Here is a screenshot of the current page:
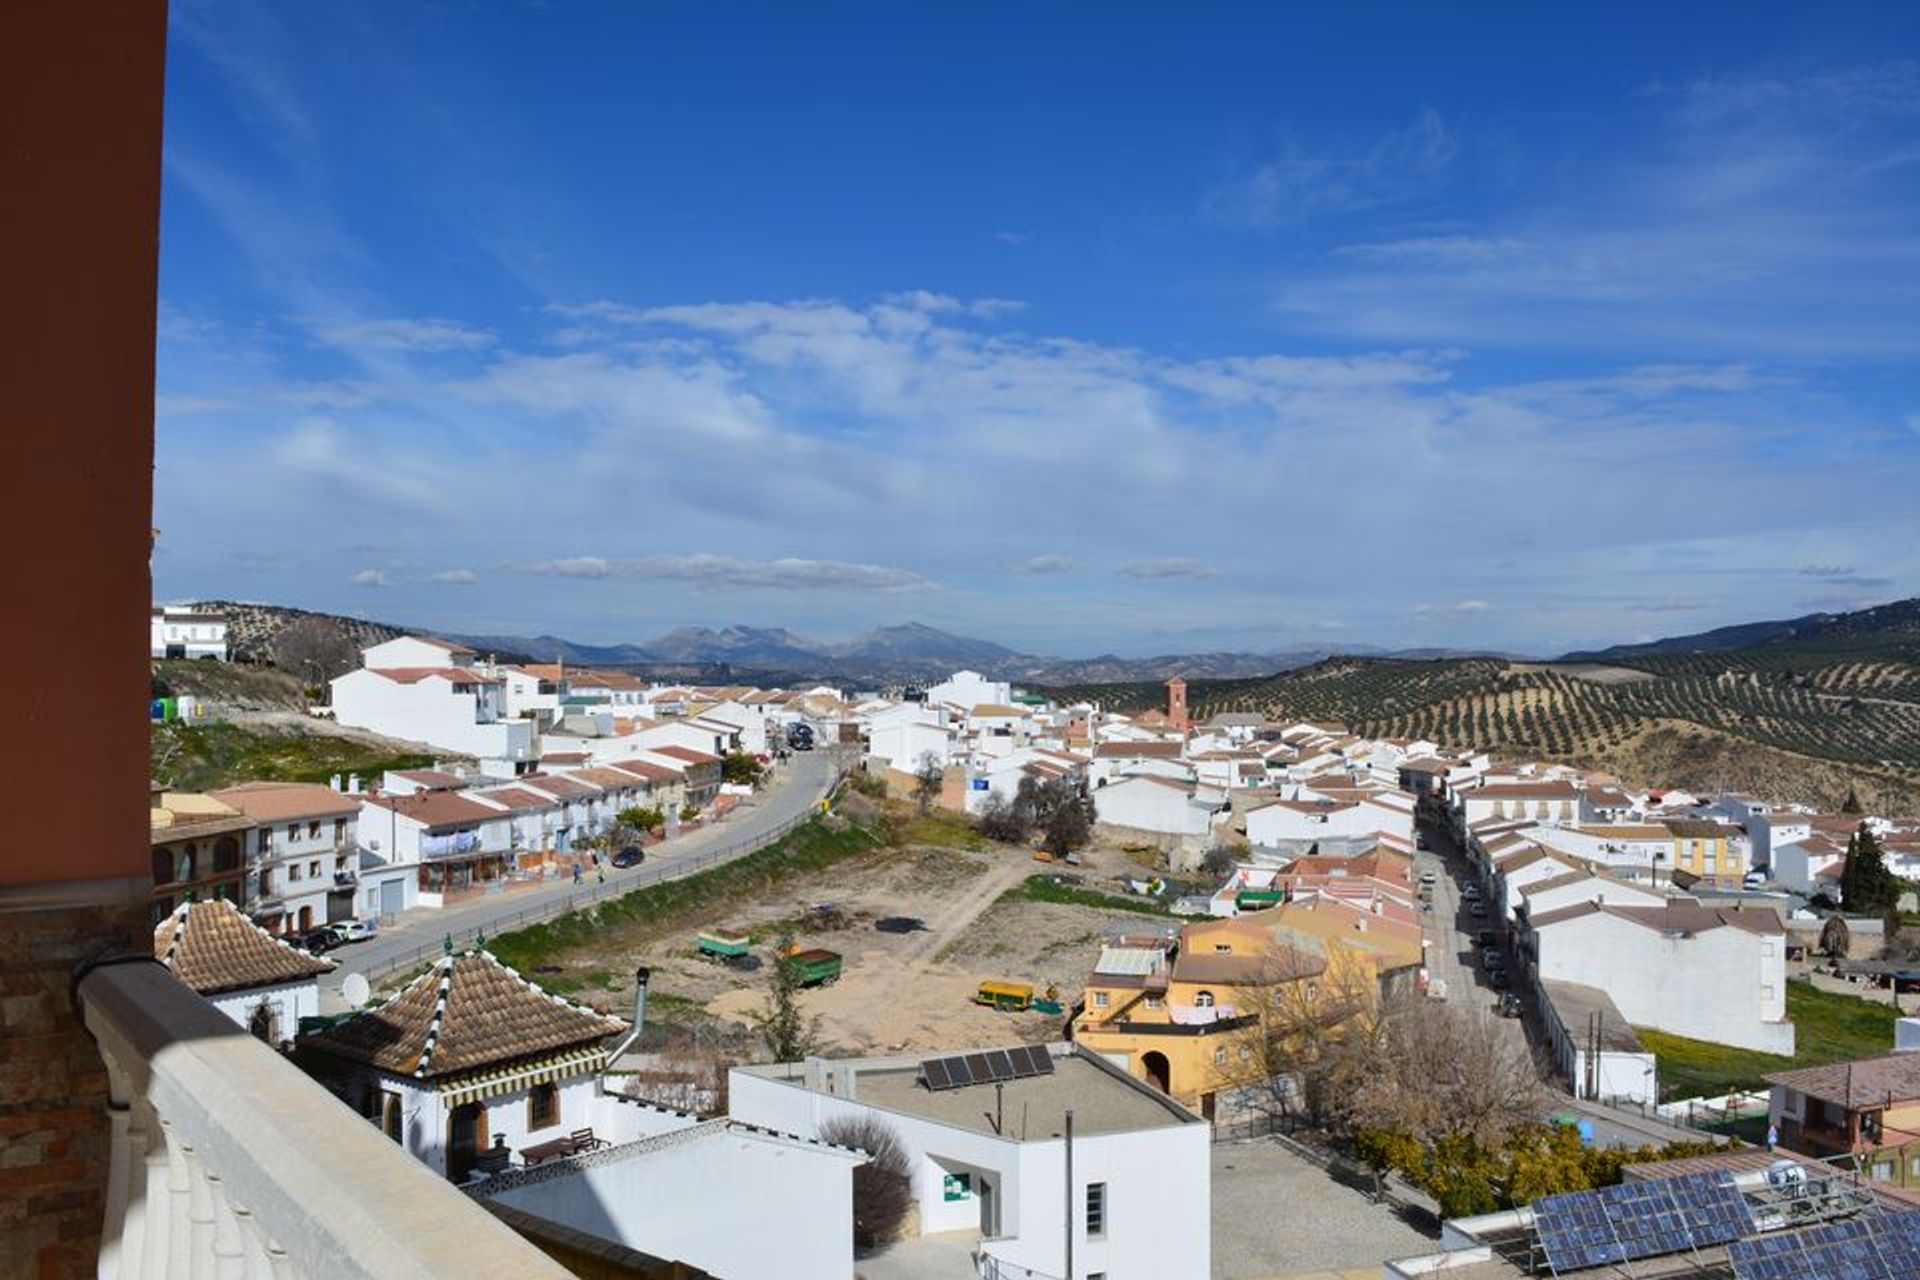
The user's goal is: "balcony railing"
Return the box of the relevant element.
[80,958,569,1279]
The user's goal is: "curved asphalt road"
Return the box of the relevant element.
[320,750,841,1003]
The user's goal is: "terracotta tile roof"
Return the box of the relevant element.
[570,767,646,789]
[473,787,554,812]
[1094,741,1184,758]
[1766,1052,1920,1109]
[210,781,359,822]
[392,769,469,791]
[654,746,721,766]
[1471,780,1581,799]
[302,950,625,1080]
[361,791,500,829]
[609,759,682,784]
[411,636,477,655]
[153,899,333,995]
[520,774,599,798]
[540,752,591,765]
[369,667,503,686]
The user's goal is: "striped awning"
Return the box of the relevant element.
[436,1047,609,1107]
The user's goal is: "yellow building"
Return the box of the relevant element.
[1665,819,1743,886]
[1072,909,1395,1118]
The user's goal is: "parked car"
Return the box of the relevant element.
[332,919,377,943]
[1497,992,1524,1018]
[1461,883,1482,901]
[1419,870,1438,885]
[1481,947,1503,968]
[1488,967,1510,989]
[611,846,645,869]
[297,927,340,954]
[1469,901,1488,918]
[1475,930,1498,948]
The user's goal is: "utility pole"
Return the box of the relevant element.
[1064,1109,1075,1280]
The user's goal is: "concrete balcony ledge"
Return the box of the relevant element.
[80,959,570,1279]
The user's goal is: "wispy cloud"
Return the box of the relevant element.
[350,568,390,588]
[311,318,496,353]
[426,568,478,585]
[522,554,934,592]
[1117,558,1218,580]
[1011,554,1077,576]
[1203,108,1454,228]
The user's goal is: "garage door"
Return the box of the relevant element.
[380,878,404,917]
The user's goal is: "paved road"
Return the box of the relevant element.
[320,750,841,1001]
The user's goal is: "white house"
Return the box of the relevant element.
[1517,870,1667,921]
[300,951,650,1182]
[470,1118,864,1280]
[924,670,1013,712]
[1457,779,1583,829]
[210,781,361,936]
[730,1044,1211,1280]
[331,637,535,774]
[150,604,228,660]
[153,898,332,1044]
[358,790,514,907]
[1521,898,1793,1055]
[870,716,954,775]
[1093,775,1227,862]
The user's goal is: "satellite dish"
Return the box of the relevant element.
[341,973,371,1009]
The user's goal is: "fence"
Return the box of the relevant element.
[358,756,853,984]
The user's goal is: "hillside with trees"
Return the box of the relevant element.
[1042,600,1920,812]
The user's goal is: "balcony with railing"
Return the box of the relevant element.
[79,958,570,1279]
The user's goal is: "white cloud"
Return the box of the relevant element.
[311,318,496,353]
[523,554,934,592]
[1452,599,1493,613]
[426,568,478,585]
[1012,554,1077,576]
[350,568,390,588]
[1118,558,1218,581]
[1203,108,1455,228]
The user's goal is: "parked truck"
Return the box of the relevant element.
[780,947,842,987]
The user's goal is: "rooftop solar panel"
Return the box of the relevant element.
[922,1057,952,1091]
[1536,1171,1757,1273]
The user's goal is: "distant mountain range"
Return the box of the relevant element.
[191,596,1917,688]
[189,600,1503,685]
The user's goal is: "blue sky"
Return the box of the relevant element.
[156,3,1920,657]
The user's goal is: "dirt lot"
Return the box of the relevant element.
[543,816,1183,1057]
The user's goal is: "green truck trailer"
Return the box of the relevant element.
[781,947,843,987]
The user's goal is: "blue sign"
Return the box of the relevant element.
[972,779,989,791]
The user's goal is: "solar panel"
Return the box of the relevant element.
[1728,1210,1920,1280]
[1030,1046,1055,1075]
[1011,1045,1045,1076]
[922,1057,953,1091]
[964,1052,992,1082]
[1536,1172,1757,1273]
[946,1055,974,1087]
[983,1049,1015,1082]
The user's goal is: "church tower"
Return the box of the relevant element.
[1166,676,1189,731]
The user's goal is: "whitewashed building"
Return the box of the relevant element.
[1519,898,1793,1055]
[211,781,361,936]
[300,951,646,1183]
[330,636,536,775]
[153,898,333,1044]
[730,1044,1210,1280]
[150,604,229,660]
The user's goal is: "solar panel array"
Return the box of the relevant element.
[920,1045,1055,1091]
[1534,1171,1757,1273]
[1729,1209,1920,1280]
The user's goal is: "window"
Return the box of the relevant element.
[1214,1047,1228,1066]
[1873,1161,1894,1182]
[309,860,321,878]
[1144,996,1163,1009]
[308,820,322,838]
[1214,944,1231,954]
[1305,980,1319,1002]
[1086,1182,1106,1238]
[1092,991,1109,1008]
[286,823,298,841]
[382,1093,404,1143]
[288,863,302,882]
[528,1082,560,1131]
[1194,990,1215,1008]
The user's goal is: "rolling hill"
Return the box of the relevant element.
[1040,598,1920,812]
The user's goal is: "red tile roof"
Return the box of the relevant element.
[361,791,500,829]
[370,666,503,686]
[654,745,722,766]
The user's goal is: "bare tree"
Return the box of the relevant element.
[272,617,358,691]
[911,752,944,813]
[1199,843,1240,880]
[1347,996,1549,1150]
[974,792,1030,844]
[1232,941,1385,1123]
[818,1114,914,1250]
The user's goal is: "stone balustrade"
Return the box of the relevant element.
[79,959,571,1280]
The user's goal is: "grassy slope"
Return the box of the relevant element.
[150,721,436,791]
[485,815,885,975]
[1636,980,1901,1100]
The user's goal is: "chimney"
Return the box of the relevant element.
[631,966,650,1033]
[330,773,343,792]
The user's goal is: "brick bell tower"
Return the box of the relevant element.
[1166,676,1189,732]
